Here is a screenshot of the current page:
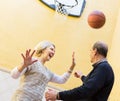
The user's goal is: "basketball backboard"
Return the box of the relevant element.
[40,0,86,17]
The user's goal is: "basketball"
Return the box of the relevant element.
[88,11,106,29]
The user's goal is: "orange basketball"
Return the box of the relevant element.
[88,11,106,29]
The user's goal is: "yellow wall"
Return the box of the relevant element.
[0,0,120,100]
[108,8,120,101]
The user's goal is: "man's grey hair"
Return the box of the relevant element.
[92,41,108,57]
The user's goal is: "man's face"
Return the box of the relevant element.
[90,48,96,63]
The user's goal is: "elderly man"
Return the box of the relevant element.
[45,41,114,101]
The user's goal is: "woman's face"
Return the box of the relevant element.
[42,45,55,61]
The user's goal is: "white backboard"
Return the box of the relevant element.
[40,0,86,17]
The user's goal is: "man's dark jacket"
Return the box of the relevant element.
[59,61,114,101]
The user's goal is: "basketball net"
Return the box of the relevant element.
[54,0,78,19]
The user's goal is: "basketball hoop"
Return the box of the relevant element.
[54,0,78,15]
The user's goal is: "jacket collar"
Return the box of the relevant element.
[92,58,107,67]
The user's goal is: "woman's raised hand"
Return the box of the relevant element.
[21,49,38,67]
[68,52,76,73]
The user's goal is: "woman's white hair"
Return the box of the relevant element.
[34,40,55,57]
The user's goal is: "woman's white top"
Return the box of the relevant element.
[11,60,71,101]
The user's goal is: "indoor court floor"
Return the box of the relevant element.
[0,68,18,101]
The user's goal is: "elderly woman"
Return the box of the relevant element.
[11,40,75,101]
